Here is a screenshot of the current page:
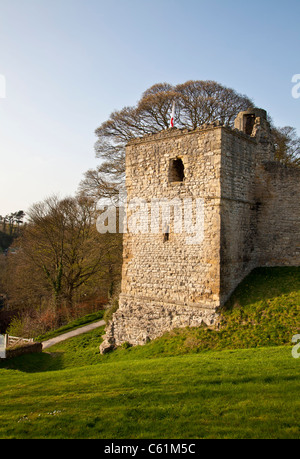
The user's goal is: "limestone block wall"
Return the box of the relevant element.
[122,127,223,309]
[219,129,259,303]
[100,127,224,352]
[256,162,300,266]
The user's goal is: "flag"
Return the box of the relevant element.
[170,101,175,128]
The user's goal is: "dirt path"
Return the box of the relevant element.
[42,320,105,350]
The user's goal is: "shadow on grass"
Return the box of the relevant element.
[0,351,65,373]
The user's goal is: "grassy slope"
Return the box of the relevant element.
[102,266,300,361]
[0,267,299,439]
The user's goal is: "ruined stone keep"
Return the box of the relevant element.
[100,108,300,354]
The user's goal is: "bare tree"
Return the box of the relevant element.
[273,126,300,167]
[79,80,254,201]
[12,195,121,312]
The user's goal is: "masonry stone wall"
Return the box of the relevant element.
[100,110,300,354]
[122,127,222,306]
[219,129,258,302]
[6,342,42,359]
[256,162,300,266]
[101,127,224,352]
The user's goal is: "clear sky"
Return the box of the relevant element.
[0,0,299,216]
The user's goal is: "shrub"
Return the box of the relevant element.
[6,316,24,337]
[103,298,119,325]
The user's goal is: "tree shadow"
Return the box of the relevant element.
[0,350,65,373]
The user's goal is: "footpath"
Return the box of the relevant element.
[42,320,105,350]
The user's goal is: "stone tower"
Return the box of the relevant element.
[100,108,300,353]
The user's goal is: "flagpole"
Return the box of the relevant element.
[170,101,175,128]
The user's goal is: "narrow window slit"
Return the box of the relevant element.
[163,226,170,243]
[169,158,185,182]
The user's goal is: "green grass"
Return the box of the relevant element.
[0,344,299,439]
[0,267,299,439]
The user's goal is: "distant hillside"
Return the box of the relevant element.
[0,230,13,253]
[0,211,25,252]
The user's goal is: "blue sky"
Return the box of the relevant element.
[0,0,299,216]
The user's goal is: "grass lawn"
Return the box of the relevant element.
[0,341,299,439]
[0,267,299,439]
